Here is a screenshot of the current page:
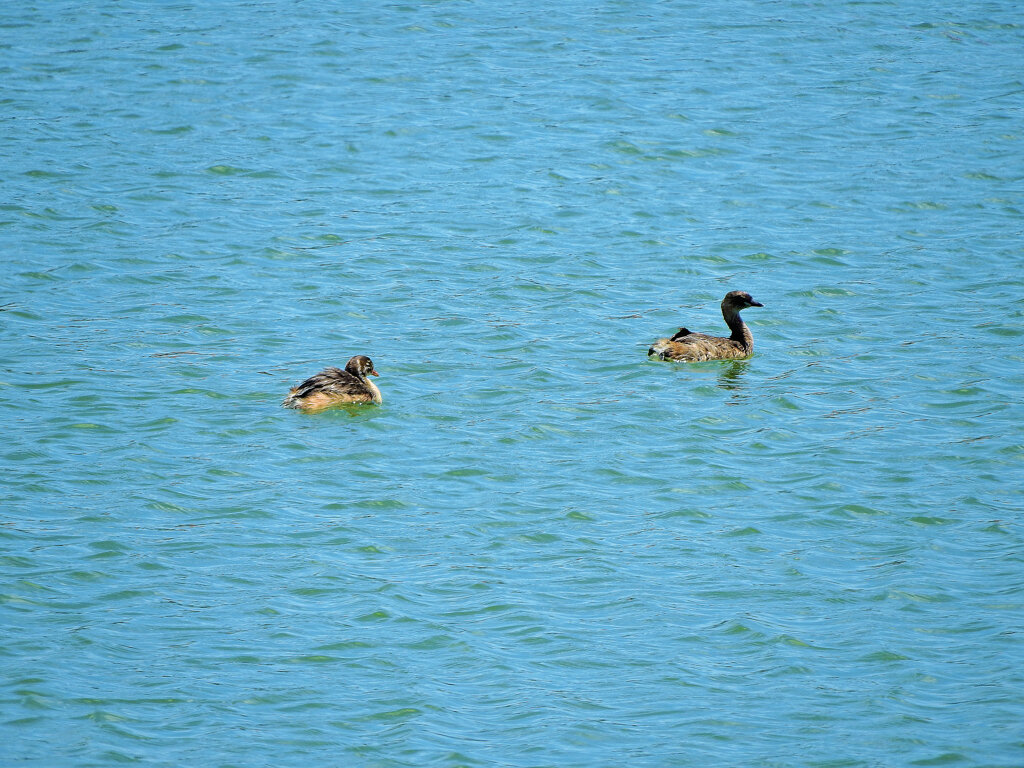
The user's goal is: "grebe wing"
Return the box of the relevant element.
[290,367,357,397]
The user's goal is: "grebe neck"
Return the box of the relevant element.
[361,374,383,404]
[723,307,753,353]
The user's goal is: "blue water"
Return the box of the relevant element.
[2,1,1023,766]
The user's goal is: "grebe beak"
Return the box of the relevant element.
[370,369,379,376]
[749,299,764,307]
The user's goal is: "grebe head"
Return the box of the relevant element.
[723,291,763,309]
[346,355,379,378]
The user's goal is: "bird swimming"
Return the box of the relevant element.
[648,291,764,362]
[282,355,382,411]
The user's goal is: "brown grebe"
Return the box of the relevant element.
[282,355,382,411]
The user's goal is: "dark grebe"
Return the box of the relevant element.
[648,291,764,362]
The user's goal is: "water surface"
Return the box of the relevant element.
[2,1,1023,766]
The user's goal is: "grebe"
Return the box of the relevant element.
[282,355,382,411]
[648,291,764,362]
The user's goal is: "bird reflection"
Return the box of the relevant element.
[718,360,749,393]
